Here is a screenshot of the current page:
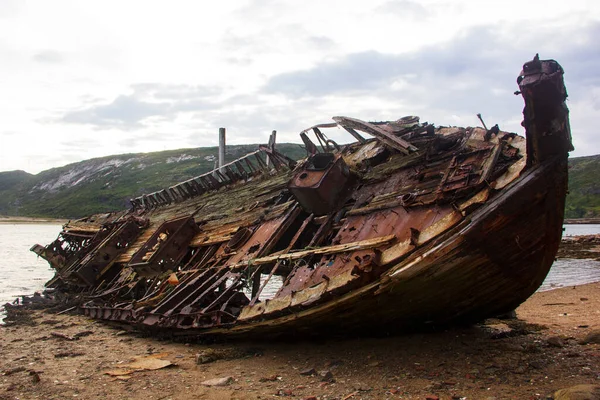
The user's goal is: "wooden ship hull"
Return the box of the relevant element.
[32,56,573,338]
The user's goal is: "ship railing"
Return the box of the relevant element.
[129,147,296,211]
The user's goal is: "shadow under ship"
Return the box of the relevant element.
[32,56,573,338]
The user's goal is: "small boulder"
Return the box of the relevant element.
[319,370,334,382]
[29,370,41,384]
[580,330,600,345]
[513,366,527,374]
[201,376,233,387]
[299,367,316,376]
[352,383,371,391]
[553,384,600,400]
[547,336,565,348]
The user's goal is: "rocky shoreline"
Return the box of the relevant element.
[1,282,599,399]
[1,234,599,399]
[564,218,600,225]
[558,234,600,261]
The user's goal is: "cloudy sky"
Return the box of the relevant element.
[1,0,599,174]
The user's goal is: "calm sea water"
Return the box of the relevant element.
[0,224,61,321]
[563,224,600,236]
[1,224,599,321]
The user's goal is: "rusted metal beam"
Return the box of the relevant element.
[151,268,226,316]
[283,214,314,253]
[333,116,418,154]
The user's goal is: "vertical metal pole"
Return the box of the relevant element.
[265,130,276,168]
[218,127,226,170]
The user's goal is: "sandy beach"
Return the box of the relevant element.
[1,282,599,400]
[0,217,67,225]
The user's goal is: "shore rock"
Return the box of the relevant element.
[580,330,600,345]
[553,384,600,400]
[547,336,565,347]
[299,367,316,376]
[319,370,334,382]
[201,376,233,386]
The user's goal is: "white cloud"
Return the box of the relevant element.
[0,0,599,174]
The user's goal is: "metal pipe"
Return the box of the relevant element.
[218,127,226,170]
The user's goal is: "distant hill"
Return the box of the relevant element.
[0,147,597,219]
[0,170,33,191]
[0,144,305,219]
[0,170,34,216]
[565,154,600,219]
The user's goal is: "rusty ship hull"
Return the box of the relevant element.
[32,56,573,338]
[216,156,568,337]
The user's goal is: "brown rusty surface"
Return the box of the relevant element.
[36,56,573,336]
[53,120,529,331]
[113,169,292,264]
[59,118,524,332]
[129,216,199,277]
[288,153,351,216]
[70,219,144,286]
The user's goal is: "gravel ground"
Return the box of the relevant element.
[1,281,599,400]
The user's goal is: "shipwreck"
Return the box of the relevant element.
[31,55,573,337]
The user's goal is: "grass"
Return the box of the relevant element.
[1,146,598,219]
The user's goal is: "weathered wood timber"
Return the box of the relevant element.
[30,55,572,338]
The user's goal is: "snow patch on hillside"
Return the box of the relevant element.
[33,158,138,192]
[166,154,199,164]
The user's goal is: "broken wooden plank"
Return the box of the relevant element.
[333,116,418,154]
[63,226,101,234]
[232,234,396,269]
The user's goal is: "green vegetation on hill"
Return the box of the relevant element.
[0,146,598,219]
[0,170,32,191]
[0,144,305,219]
[565,154,600,219]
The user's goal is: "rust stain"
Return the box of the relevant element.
[30,56,573,337]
